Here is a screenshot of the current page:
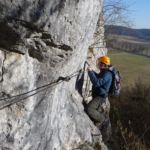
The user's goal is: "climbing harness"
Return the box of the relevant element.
[0,70,80,110]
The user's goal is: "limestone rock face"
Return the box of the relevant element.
[0,0,107,149]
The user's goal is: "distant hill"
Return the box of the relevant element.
[105,25,150,42]
[105,25,150,57]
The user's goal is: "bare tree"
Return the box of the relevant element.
[90,0,132,49]
[103,0,132,27]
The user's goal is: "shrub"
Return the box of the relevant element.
[109,80,150,150]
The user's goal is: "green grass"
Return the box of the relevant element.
[108,51,150,87]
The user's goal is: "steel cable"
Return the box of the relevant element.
[0,70,80,110]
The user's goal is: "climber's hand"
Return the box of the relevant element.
[87,66,93,72]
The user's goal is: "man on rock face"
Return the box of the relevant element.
[86,55,112,142]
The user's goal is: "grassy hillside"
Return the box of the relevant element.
[108,51,150,150]
[108,51,150,87]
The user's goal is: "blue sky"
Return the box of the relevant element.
[125,0,150,29]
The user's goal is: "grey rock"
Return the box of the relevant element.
[0,0,107,149]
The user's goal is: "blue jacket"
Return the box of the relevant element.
[88,69,112,98]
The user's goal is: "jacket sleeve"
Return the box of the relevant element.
[88,70,111,88]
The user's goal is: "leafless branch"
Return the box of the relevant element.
[91,0,133,48]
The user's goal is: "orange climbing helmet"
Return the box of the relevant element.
[97,56,110,65]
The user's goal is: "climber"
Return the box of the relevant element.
[86,55,112,143]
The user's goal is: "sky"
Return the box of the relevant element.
[125,0,150,29]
